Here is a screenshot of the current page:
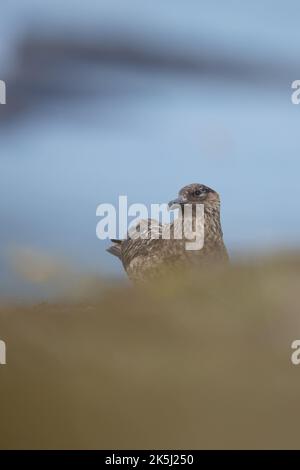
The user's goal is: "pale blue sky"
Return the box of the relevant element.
[0,1,300,297]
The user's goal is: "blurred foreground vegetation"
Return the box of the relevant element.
[1,253,300,449]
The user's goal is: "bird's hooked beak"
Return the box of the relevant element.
[168,196,187,210]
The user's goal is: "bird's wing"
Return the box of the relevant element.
[106,239,122,259]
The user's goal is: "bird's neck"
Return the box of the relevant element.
[172,203,223,242]
[203,203,223,241]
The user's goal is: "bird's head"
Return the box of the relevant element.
[168,183,220,210]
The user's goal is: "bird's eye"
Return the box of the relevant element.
[194,190,201,196]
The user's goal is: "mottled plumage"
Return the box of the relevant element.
[107,184,229,282]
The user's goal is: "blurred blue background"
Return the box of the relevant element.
[1,0,300,298]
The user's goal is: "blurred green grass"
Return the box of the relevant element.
[1,253,300,449]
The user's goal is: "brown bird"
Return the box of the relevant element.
[107,183,229,282]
